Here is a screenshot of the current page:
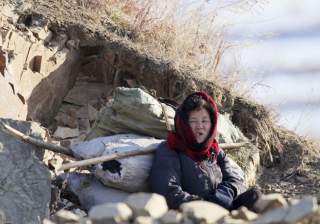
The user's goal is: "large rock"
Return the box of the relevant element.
[125,193,168,219]
[180,200,229,224]
[252,196,318,224]
[0,13,80,125]
[159,210,183,224]
[58,172,129,211]
[89,202,132,224]
[134,216,159,224]
[50,210,84,224]
[253,193,288,213]
[0,119,51,224]
[230,206,258,221]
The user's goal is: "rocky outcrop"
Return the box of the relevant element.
[0,119,51,224]
[0,8,80,125]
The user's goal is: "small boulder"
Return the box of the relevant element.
[253,193,288,213]
[252,196,318,224]
[89,202,132,224]
[51,210,82,223]
[159,210,183,224]
[126,193,168,219]
[0,210,6,224]
[134,216,159,224]
[231,206,258,221]
[180,200,229,224]
[53,126,80,139]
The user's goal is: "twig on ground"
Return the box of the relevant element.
[0,122,74,157]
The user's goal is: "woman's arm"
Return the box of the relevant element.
[148,142,201,209]
[202,149,247,209]
[216,149,247,197]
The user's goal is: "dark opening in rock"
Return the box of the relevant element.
[17,93,25,104]
[0,51,6,76]
[30,55,42,72]
[8,83,15,94]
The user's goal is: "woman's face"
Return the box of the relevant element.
[188,108,212,144]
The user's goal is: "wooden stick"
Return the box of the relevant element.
[58,141,249,171]
[0,122,74,157]
[0,121,249,171]
[219,142,249,150]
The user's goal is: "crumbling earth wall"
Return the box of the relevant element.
[0,9,80,125]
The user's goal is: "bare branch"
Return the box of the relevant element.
[0,122,74,157]
[0,121,250,172]
[58,141,249,171]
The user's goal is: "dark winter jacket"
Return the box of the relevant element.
[148,142,247,209]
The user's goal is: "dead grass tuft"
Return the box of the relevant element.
[75,0,261,89]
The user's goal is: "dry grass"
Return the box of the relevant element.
[75,0,261,88]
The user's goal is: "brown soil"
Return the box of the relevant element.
[258,131,320,201]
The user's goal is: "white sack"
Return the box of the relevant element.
[59,172,129,211]
[71,134,164,192]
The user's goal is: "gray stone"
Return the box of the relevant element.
[52,209,81,223]
[252,208,289,224]
[217,113,246,143]
[53,126,80,139]
[42,218,56,224]
[283,196,318,223]
[58,172,129,211]
[0,210,6,224]
[29,26,50,40]
[181,217,194,224]
[126,193,168,219]
[88,104,98,121]
[134,216,159,224]
[63,81,108,107]
[180,201,229,224]
[67,39,80,50]
[0,119,51,224]
[219,216,249,224]
[231,206,258,221]
[252,196,318,224]
[253,193,288,213]
[54,111,78,128]
[89,202,132,224]
[0,23,80,124]
[78,118,91,132]
[159,210,182,224]
[1,5,19,23]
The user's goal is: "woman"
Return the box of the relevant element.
[149,91,260,210]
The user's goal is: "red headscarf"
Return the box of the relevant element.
[167,92,220,162]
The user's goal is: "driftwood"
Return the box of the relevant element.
[0,122,73,156]
[0,121,250,171]
[58,141,249,171]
